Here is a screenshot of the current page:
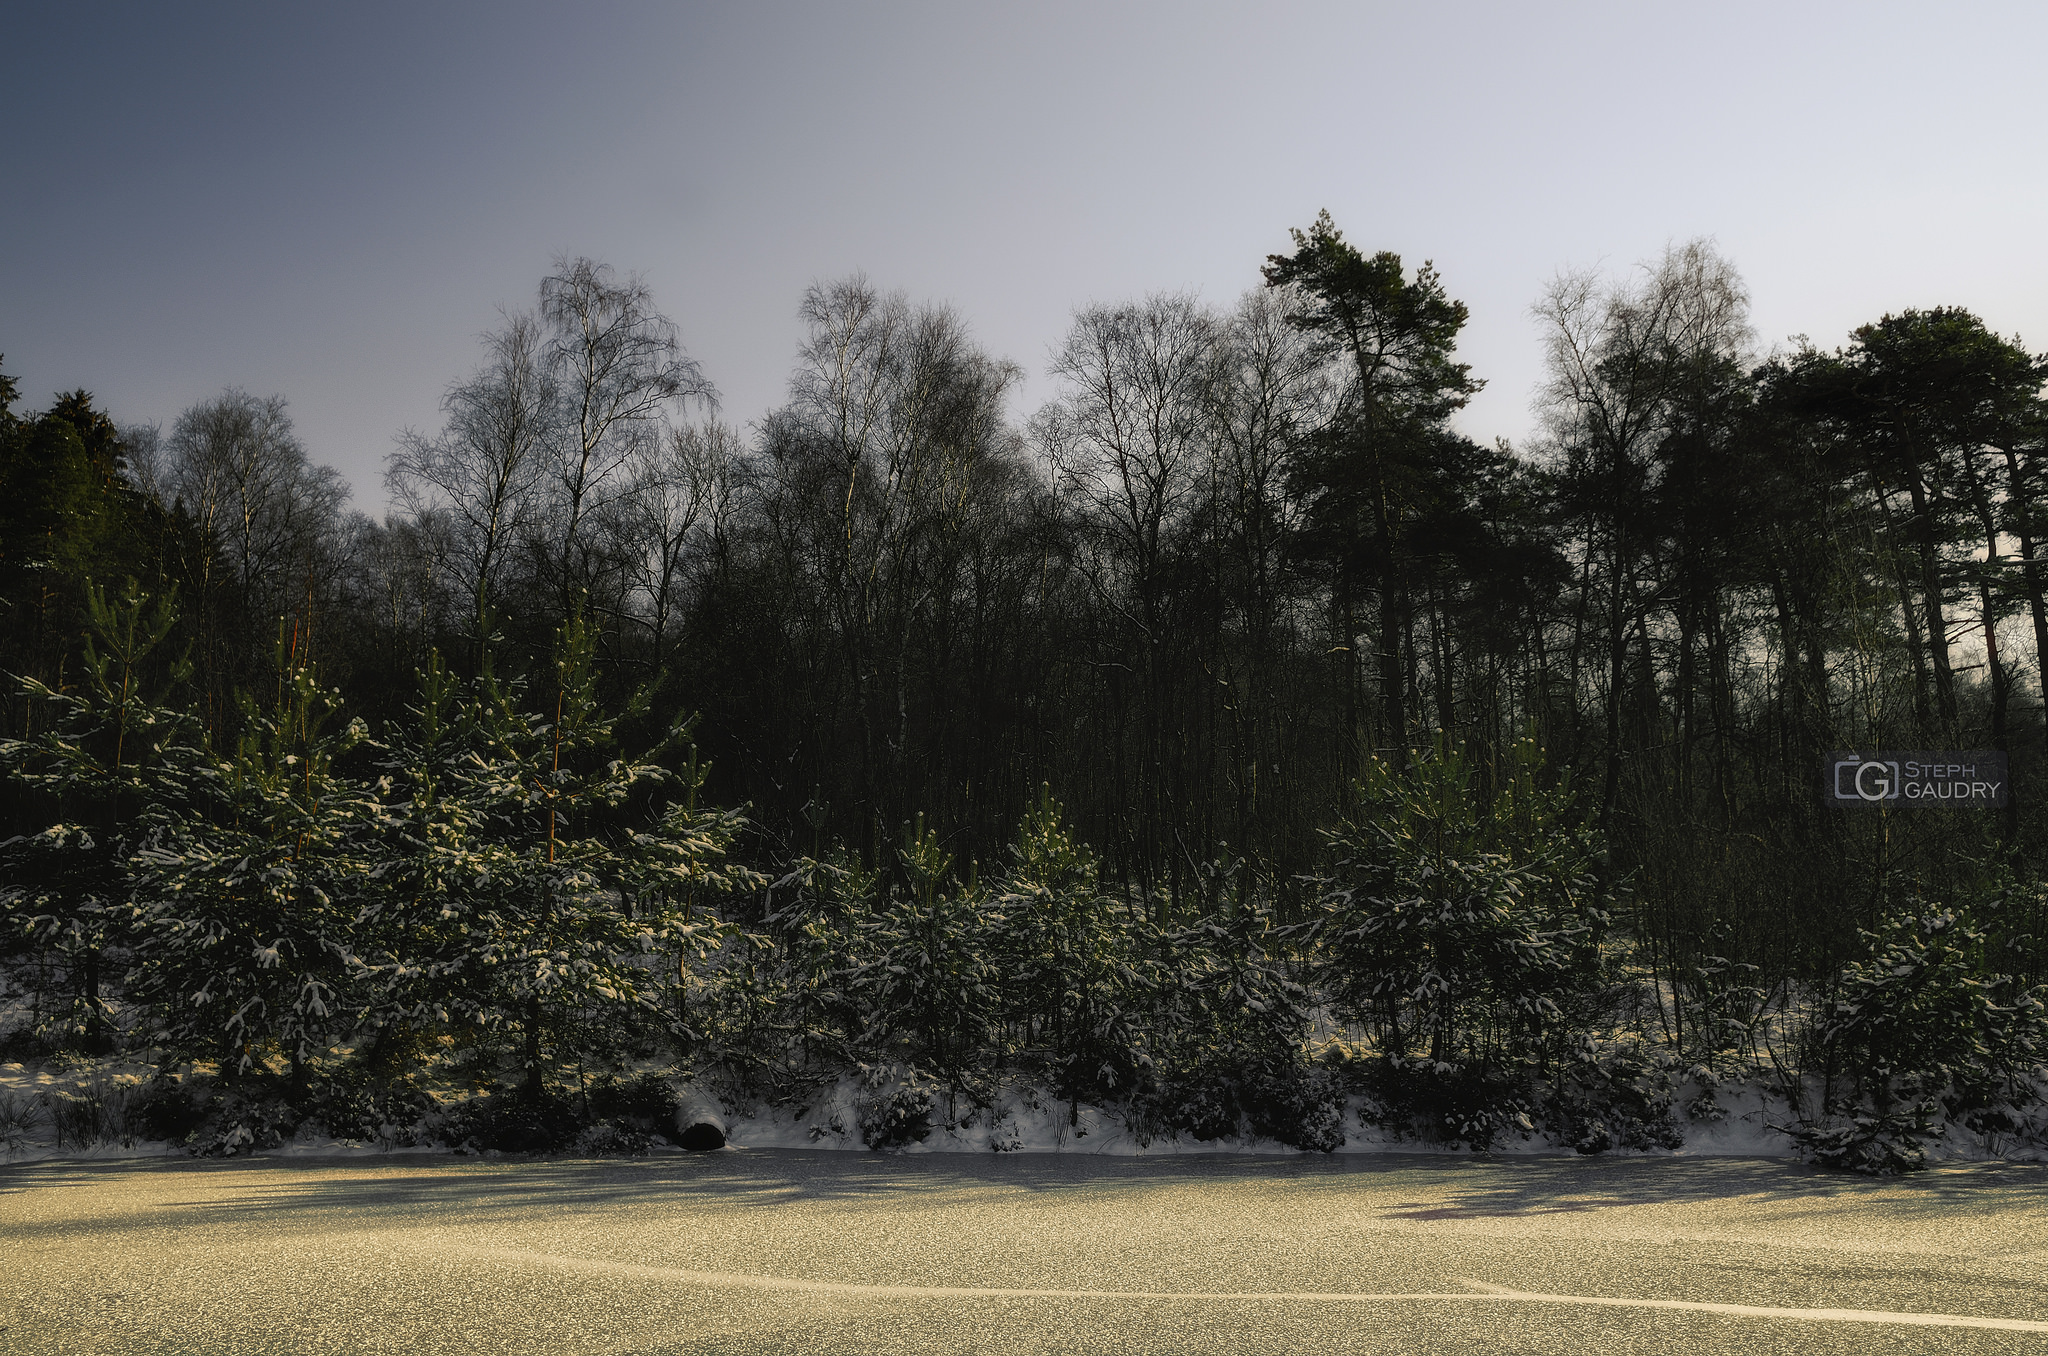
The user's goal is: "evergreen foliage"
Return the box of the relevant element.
[7,229,2048,1172]
[2,583,202,1048]
[1308,736,1610,1075]
[1795,895,2048,1172]
[126,625,375,1076]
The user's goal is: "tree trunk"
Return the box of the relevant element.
[2001,445,2048,744]
[1904,472,1959,738]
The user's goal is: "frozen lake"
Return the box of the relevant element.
[4,1149,2045,1353]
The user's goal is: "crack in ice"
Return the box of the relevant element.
[452,1245,2048,1333]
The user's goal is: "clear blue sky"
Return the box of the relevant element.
[4,1,2044,508]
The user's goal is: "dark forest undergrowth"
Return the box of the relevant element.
[8,218,2048,1176]
[3,601,2043,1176]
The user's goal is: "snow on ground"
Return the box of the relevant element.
[715,1075,1802,1159]
[0,1058,168,1164]
[5,1056,2042,1166]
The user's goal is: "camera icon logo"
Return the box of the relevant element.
[1833,758,1900,802]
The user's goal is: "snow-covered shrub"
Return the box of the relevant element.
[1144,894,1325,1146]
[76,1074,277,1154]
[1350,1055,1538,1150]
[1141,1062,1345,1152]
[1308,736,1613,1144]
[126,1077,207,1145]
[843,821,1001,1082]
[1794,1106,1941,1175]
[584,1071,681,1132]
[856,1062,936,1150]
[1793,896,2047,1174]
[184,1087,299,1157]
[1284,1077,1348,1153]
[1133,1070,1239,1143]
[732,798,1324,1150]
[1100,865,1333,1151]
[492,1092,582,1153]
[573,1120,654,1156]
[436,1088,583,1154]
[986,790,1159,1104]
[300,1070,434,1145]
[1546,1042,1683,1153]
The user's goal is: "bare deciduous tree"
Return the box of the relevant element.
[760,276,1025,847]
[614,419,747,670]
[387,312,553,661]
[538,256,714,623]
[162,390,352,722]
[1042,292,1223,894]
[1204,285,1330,850]
[1534,239,1751,821]
[1047,293,1218,626]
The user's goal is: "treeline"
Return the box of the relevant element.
[4,218,2048,1164]
[4,585,2039,1171]
[11,223,2048,977]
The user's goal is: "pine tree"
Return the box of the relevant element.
[126,622,376,1079]
[1,583,201,1048]
[1308,735,1610,1072]
[365,618,756,1095]
[989,788,1157,1100]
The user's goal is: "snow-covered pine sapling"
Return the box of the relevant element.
[0,581,203,1050]
[1307,733,1610,1090]
[1137,857,1328,1150]
[614,738,760,1050]
[358,644,758,1087]
[444,615,756,1094]
[987,787,1157,1105]
[752,848,881,1069]
[353,650,508,1050]
[1155,862,1310,1072]
[1678,927,1768,1080]
[850,816,1000,1083]
[127,620,376,1081]
[1796,895,2048,1172]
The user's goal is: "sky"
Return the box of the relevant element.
[3,1,2045,511]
